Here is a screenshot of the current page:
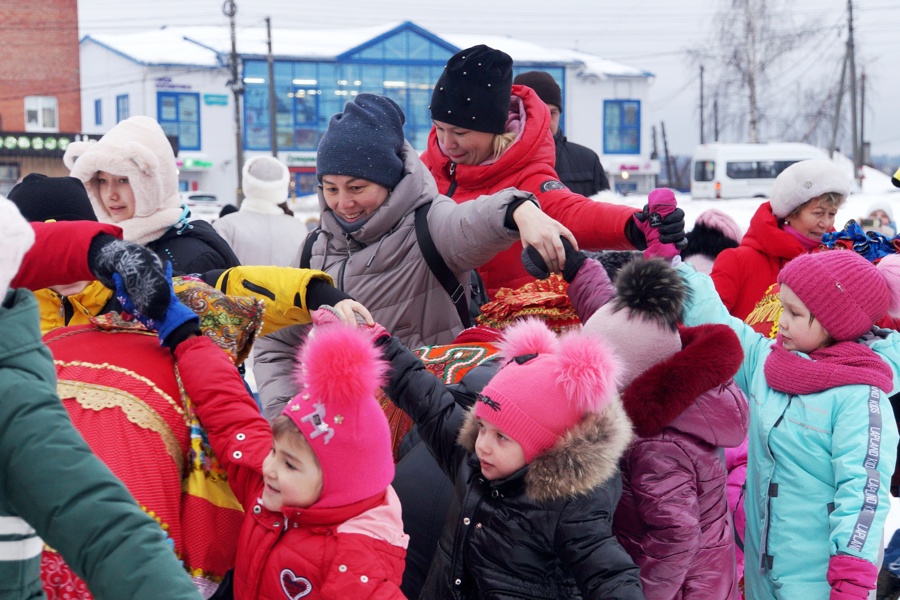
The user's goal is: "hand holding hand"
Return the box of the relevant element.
[114,261,199,349]
[512,200,578,275]
[633,188,685,259]
[88,235,169,320]
[522,236,587,283]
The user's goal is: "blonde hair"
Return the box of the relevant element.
[492,131,518,160]
[786,191,846,220]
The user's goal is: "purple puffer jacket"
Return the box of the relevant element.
[569,258,749,599]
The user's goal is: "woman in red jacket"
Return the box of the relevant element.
[421,44,685,298]
[709,159,850,321]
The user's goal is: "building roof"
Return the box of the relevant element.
[81,21,651,79]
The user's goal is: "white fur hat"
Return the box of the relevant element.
[769,159,851,219]
[63,116,181,221]
[0,196,36,293]
[242,155,289,204]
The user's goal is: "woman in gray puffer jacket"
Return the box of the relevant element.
[254,93,574,419]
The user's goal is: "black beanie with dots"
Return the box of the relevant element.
[430,45,513,134]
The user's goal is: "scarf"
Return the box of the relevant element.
[764,336,894,395]
[782,224,822,251]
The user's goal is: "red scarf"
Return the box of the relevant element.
[764,337,893,395]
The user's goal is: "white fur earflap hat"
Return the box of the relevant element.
[242,155,289,205]
[0,195,36,293]
[63,116,181,221]
[769,159,851,219]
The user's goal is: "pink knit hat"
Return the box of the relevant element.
[778,251,900,342]
[283,324,393,508]
[694,208,743,244]
[474,318,620,463]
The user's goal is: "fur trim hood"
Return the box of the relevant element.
[456,397,633,503]
[64,116,182,239]
[621,323,745,444]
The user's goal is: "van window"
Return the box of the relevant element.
[694,161,715,182]
[726,160,799,180]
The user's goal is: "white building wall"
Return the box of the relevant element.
[79,40,238,205]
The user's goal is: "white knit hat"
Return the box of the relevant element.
[0,196,36,293]
[769,159,851,219]
[63,116,182,220]
[242,155,289,205]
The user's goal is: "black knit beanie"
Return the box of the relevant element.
[316,93,406,189]
[513,71,562,110]
[8,173,98,222]
[430,45,513,134]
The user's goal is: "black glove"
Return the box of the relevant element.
[521,236,587,283]
[88,233,169,321]
[624,206,687,250]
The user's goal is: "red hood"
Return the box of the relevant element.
[741,202,809,261]
[422,84,557,199]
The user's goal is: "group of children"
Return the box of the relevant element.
[54,185,891,600]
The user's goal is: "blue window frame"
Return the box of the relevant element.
[116,94,130,123]
[94,99,102,126]
[157,92,201,151]
[603,100,641,154]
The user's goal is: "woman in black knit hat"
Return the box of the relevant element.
[421,44,687,298]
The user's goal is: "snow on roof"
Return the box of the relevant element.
[82,22,649,79]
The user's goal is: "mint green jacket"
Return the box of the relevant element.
[0,289,202,600]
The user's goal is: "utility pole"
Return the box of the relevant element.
[661,121,675,189]
[860,69,867,165]
[224,0,245,205]
[848,0,860,179]
[699,65,705,144]
[650,125,660,187]
[266,17,278,158]
[713,96,719,141]
[829,49,849,158]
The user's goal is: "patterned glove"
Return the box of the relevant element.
[633,188,686,259]
[114,261,199,349]
[88,234,169,320]
[521,236,587,283]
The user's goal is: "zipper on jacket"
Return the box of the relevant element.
[446,162,458,198]
[60,295,74,325]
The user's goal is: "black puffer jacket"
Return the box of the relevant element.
[148,219,240,275]
[554,131,610,197]
[380,336,643,600]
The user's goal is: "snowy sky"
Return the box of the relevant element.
[77,0,900,157]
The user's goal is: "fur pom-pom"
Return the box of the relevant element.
[877,254,900,317]
[497,317,559,361]
[555,332,621,413]
[613,258,685,328]
[293,325,389,411]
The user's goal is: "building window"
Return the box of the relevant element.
[25,96,59,132]
[0,163,20,197]
[157,92,200,150]
[94,99,102,126]
[603,100,641,155]
[117,95,130,122]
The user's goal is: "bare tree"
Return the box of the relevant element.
[693,0,829,143]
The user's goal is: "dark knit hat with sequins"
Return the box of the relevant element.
[430,44,513,134]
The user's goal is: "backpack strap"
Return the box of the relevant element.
[414,202,471,328]
[299,230,317,269]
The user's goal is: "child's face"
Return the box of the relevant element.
[96,170,136,222]
[261,432,323,512]
[474,417,527,480]
[777,284,831,353]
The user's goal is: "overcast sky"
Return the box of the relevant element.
[77,0,900,157]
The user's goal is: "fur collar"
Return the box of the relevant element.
[621,324,743,438]
[457,398,633,503]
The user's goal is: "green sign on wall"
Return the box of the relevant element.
[204,94,229,106]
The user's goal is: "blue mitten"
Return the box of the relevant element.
[114,261,200,349]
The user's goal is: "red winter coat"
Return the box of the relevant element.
[709,202,807,320]
[613,324,748,600]
[421,84,635,297]
[175,336,407,600]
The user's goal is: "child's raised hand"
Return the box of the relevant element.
[634,188,685,260]
[522,235,587,283]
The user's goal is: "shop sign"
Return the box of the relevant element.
[283,153,316,167]
[204,94,229,106]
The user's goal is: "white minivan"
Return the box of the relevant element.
[690,142,829,199]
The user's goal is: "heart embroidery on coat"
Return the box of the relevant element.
[280,569,313,599]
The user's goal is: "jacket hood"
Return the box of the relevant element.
[318,141,437,246]
[741,202,807,261]
[457,396,633,503]
[622,324,747,447]
[422,85,557,193]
